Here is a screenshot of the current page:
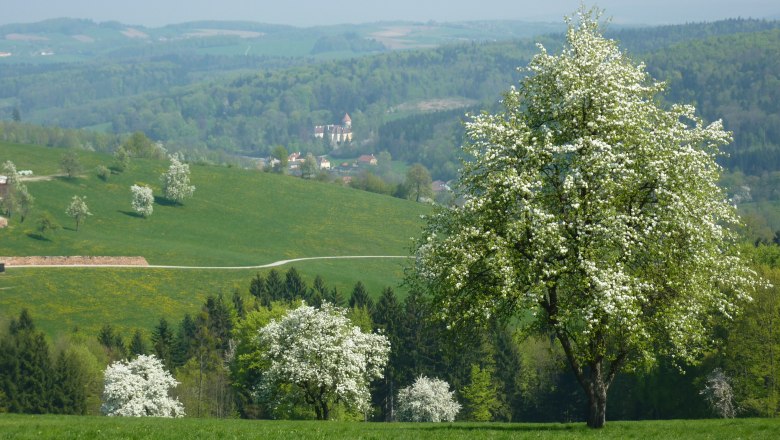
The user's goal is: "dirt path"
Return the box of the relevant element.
[2,255,411,270]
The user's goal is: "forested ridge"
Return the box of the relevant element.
[3,19,780,181]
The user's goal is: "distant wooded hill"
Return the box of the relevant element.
[2,18,779,182]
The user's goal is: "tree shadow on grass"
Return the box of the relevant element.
[26,233,51,242]
[118,210,143,219]
[62,226,76,232]
[153,196,179,207]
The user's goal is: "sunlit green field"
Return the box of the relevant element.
[1,414,779,440]
[0,142,426,335]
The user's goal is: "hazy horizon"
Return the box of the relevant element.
[2,0,778,28]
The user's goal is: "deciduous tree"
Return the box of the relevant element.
[65,195,91,231]
[130,184,154,217]
[161,154,195,205]
[101,354,184,417]
[59,151,82,179]
[396,376,460,422]
[404,163,433,203]
[410,8,756,428]
[257,303,390,420]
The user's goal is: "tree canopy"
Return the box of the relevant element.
[257,303,389,420]
[410,9,757,428]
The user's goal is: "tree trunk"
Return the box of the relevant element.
[586,379,607,429]
[321,401,330,421]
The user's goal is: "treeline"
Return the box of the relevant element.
[5,252,780,420]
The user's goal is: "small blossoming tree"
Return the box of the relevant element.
[101,354,185,417]
[130,184,154,217]
[65,195,91,231]
[701,368,736,418]
[161,153,194,205]
[258,303,390,420]
[410,8,756,428]
[396,376,461,422]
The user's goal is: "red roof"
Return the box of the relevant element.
[342,113,351,123]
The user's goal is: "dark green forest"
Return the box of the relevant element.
[5,247,780,420]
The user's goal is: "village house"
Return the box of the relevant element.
[317,156,331,170]
[314,113,353,145]
[432,180,451,193]
[357,154,378,166]
[287,152,302,170]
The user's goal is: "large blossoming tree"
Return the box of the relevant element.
[258,303,390,420]
[410,9,756,428]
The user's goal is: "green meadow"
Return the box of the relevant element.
[0,142,427,335]
[1,414,779,439]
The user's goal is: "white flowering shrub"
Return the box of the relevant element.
[701,368,736,418]
[410,7,757,429]
[130,184,154,217]
[161,154,195,204]
[397,376,461,422]
[101,354,185,417]
[258,303,390,420]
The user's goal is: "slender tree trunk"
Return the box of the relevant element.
[322,401,330,420]
[586,369,608,429]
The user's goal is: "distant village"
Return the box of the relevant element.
[254,112,450,200]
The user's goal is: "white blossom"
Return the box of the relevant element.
[130,184,154,217]
[101,354,184,418]
[409,8,757,428]
[65,195,92,230]
[161,153,195,204]
[396,376,461,422]
[257,303,389,419]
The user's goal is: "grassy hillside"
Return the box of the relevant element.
[0,142,427,335]
[0,414,778,439]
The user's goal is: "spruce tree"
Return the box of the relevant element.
[151,318,175,369]
[284,267,308,302]
[129,329,149,356]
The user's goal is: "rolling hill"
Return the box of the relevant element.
[0,142,429,335]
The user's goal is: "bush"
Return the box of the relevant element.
[397,376,461,422]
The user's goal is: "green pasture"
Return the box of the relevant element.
[0,142,425,335]
[0,257,409,336]
[1,414,778,439]
[0,142,426,265]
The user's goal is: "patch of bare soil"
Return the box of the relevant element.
[0,256,149,267]
[19,174,66,182]
[121,28,149,39]
[5,33,49,41]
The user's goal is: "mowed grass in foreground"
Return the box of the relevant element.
[1,414,779,440]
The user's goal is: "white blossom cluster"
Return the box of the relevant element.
[700,368,736,418]
[411,10,757,372]
[396,376,461,422]
[161,153,195,204]
[101,354,185,417]
[130,184,154,217]
[258,303,390,416]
